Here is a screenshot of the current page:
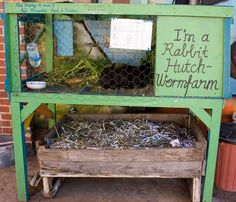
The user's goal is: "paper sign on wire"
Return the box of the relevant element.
[110,18,153,50]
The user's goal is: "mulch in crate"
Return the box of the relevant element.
[47,119,196,150]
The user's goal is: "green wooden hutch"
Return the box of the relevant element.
[3,2,234,201]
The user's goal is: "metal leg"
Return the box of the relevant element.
[11,102,29,201]
[202,107,222,202]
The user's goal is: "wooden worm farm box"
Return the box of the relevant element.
[38,114,206,179]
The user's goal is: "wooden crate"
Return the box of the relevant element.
[38,114,206,201]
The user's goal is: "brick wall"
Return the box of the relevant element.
[0,0,22,135]
[0,1,11,135]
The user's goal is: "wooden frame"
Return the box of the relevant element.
[38,114,206,178]
[3,2,233,202]
[38,114,206,201]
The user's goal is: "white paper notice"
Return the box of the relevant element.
[110,18,153,50]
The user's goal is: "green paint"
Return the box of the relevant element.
[45,14,53,73]
[7,14,21,92]
[11,103,28,201]
[45,14,56,127]
[155,16,224,98]
[21,102,41,122]
[54,14,72,21]
[11,93,224,109]
[189,107,211,128]
[48,104,56,128]
[202,105,223,202]
[5,3,233,17]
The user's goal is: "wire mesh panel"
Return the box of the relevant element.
[20,14,155,96]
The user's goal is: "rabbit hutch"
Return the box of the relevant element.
[3,1,233,202]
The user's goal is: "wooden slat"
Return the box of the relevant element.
[192,177,201,202]
[11,93,225,109]
[5,3,233,18]
[39,161,202,178]
[38,146,204,162]
[65,113,188,125]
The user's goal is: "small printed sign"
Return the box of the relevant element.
[110,18,153,50]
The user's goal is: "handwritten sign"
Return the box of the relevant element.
[13,3,112,14]
[155,16,224,97]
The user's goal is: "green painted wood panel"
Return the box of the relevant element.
[11,93,224,109]
[155,16,224,98]
[11,103,28,201]
[44,14,54,73]
[202,106,223,202]
[4,3,233,17]
[7,14,21,92]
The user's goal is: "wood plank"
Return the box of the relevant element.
[192,177,201,202]
[21,102,41,122]
[38,146,204,162]
[202,107,222,202]
[5,3,233,18]
[39,161,202,178]
[42,177,52,194]
[7,14,21,92]
[65,113,188,126]
[10,103,29,201]
[11,93,225,109]
[44,14,53,73]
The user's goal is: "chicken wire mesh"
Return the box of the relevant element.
[20,14,156,96]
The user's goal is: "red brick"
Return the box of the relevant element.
[0,106,10,112]
[0,60,5,66]
[0,21,3,26]
[0,83,5,89]
[0,51,5,58]
[0,43,4,51]
[0,68,5,74]
[20,44,25,51]
[0,91,7,98]
[2,128,12,134]
[0,120,11,127]
[19,27,25,35]
[2,113,11,120]
[0,74,5,81]
[0,36,4,43]
[0,99,9,105]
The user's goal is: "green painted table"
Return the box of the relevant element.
[3,2,234,201]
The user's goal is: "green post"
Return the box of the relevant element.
[7,14,21,92]
[6,13,28,201]
[11,103,28,201]
[45,14,56,127]
[202,103,223,202]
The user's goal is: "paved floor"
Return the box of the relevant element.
[30,178,191,202]
[0,156,236,202]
